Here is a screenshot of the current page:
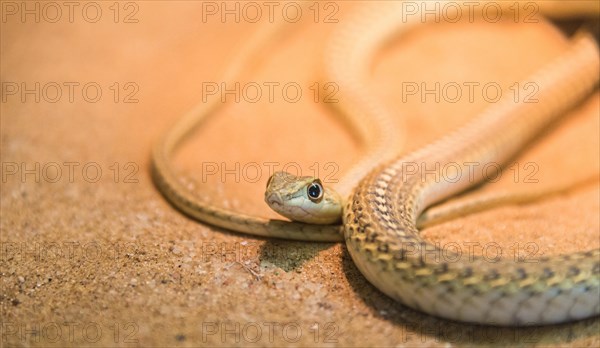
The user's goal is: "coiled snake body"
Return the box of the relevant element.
[152,2,600,325]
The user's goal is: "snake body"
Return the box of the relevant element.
[152,2,600,325]
[343,34,600,325]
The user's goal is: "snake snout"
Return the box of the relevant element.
[265,192,283,207]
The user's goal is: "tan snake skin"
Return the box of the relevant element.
[343,33,599,325]
[152,1,600,325]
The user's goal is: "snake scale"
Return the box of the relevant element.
[152,1,600,325]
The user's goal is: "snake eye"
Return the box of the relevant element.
[307,180,324,203]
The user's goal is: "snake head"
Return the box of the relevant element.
[264,171,342,224]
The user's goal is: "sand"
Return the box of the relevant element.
[1,2,599,346]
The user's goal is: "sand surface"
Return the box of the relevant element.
[2,1,599,346]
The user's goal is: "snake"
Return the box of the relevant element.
[151,1,600,326]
